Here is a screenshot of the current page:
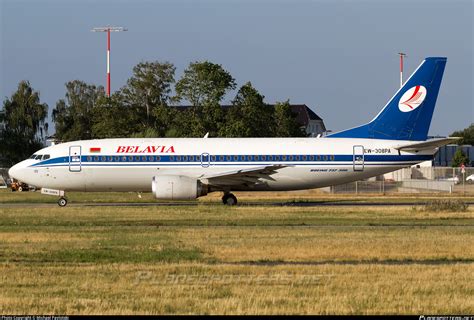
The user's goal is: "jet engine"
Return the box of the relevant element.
[152,175,208,200]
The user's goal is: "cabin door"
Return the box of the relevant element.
[201,153,210,168]
[69,146,82,172]
[353,145,364,172]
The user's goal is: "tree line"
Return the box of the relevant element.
[1,59,473,167]
[0,60,305,166]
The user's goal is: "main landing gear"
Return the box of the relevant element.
[58,197,68,207]
[222,192,237,206]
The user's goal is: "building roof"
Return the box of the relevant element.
[288,104,323,126]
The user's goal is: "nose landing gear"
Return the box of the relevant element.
[58,197,68,207]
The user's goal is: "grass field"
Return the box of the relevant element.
[1,190,473,314]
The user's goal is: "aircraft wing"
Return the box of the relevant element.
[394,137,461,152]
[199,165,287,187]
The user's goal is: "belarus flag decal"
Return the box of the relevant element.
[90,147,101,153]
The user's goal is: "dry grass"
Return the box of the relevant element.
[0,202,473,314]
[1,263,473,314]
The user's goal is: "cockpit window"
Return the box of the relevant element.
[30,154,37,159]
[35,155,42,160]
[43,155,50,160]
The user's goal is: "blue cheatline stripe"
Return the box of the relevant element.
[32,163,421,168]
[30,153,433,167]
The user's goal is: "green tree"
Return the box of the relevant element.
[52,80,104,141]
[175,61,236,136]
[222,82,274,137]
[452,149,469,168]
[91,94,142,138]
[0,81,48,166]
[130,127,160,138]
[175,61,236,107]
[274,100,307,137]
[120,61,176,127]
[451,124,474,145]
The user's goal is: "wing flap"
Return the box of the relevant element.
[200,164,287,187]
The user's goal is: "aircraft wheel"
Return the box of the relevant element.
[58,197,68,207]
[18,186,23,192]
[222,193,237,206]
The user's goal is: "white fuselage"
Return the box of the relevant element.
[9,137,434,193]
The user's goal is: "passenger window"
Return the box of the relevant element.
[302,155,307,161]
[330,155,335,161]
[94,156,99,162]
[87,156,92,162]
[122,156,127,162]
[323,155,328,161]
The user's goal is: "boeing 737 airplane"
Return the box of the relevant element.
[9,57,457,206]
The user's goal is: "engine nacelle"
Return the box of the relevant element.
[152,175,208,200]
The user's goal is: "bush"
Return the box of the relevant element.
[423,199,468,212]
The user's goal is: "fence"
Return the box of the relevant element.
[0,168,8,188]
[329,166,474,194]
[0,168,9,180]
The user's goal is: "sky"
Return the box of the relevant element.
[1,0,473,136]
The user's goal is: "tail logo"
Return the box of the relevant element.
[398,85,427,112]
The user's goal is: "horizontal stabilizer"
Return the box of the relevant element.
[394,137,461,151]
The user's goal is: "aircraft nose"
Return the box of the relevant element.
[8,162,26,181]
[8,163,20,180]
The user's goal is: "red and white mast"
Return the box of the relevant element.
[398,52,407,88]
[92,26,127,97]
